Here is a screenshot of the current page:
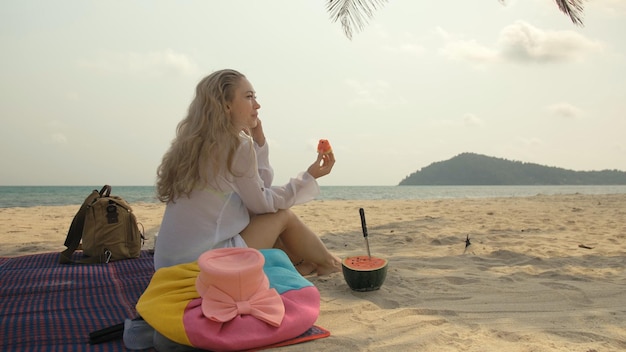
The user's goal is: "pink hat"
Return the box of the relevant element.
[195,248,285,327]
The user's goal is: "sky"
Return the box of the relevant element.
[1,0,625,186]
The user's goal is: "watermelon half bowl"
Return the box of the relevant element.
[342,255,388,292]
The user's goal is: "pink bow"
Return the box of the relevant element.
[200,285,285,327]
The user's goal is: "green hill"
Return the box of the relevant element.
[399,153,626,185]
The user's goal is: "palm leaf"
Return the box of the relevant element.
[499,0,585,26]
[326,0,388,40]
[554,0,585,26]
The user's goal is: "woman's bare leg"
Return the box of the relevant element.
[273,238,317,275]
[240,209,341,276]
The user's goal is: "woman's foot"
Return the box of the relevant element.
[315,255,342,276]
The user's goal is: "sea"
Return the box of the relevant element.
[2,185,626,208]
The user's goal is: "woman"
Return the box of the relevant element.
[154,69,341,276]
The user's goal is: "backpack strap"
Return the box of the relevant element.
[59,186,111,264]
[100,184,112,197]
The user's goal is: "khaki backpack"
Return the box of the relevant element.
[60,185,144,264]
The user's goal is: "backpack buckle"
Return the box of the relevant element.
[104,249,112,263]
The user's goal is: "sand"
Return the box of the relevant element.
[1,194,625,351]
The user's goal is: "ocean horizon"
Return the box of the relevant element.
[2,185,626,208]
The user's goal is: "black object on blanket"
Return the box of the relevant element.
[88,322,125,344]
[0,251,155,352]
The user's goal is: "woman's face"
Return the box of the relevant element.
[228,77,261,131]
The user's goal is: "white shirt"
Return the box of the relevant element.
[154,134,319,269]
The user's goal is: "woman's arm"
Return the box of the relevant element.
[250,119,273,187]
[230,137,319,215]
[255,140,274,188]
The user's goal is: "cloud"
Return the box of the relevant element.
[589,0,626,17]
[439,21,602,64]
[382,42,426,57]
[547,102,584,119]
[344,79,407,109]
[78,49,199,77]
[463,113,484,126]
[49,133,68,144]
[372,25,426,57]
[436,113,484,128]
[612,142,625,153]
[439,38,499,64]
[514,136,544,151]
[498,21,602,63]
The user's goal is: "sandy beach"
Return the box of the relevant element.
[1,194,625,351]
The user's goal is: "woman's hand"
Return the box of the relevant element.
[250,118,266,146]
[307,152,335,179]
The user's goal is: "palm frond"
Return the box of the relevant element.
[326,0,388,40]
[500,0,585,26]
[554,0,585,26]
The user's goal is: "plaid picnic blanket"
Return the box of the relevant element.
[0,251,154,352]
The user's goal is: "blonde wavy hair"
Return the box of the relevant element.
[156,69,246,203]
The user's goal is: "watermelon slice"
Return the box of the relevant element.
[317,139,332,154]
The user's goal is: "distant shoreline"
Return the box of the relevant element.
[3,185,626,208]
